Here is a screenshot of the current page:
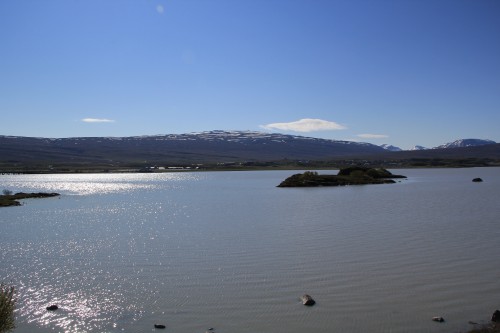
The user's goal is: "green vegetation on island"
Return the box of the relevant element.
[277,167,406,187]
[0,190,60,207]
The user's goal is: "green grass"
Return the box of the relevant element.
[0,284,16,333]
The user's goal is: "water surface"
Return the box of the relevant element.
[1,168,499,333]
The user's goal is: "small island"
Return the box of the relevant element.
[0,192,60,207]
[277,167,406,187]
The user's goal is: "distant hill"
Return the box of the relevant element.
[433,138,496,149]
[407,139,496,151]
[409,145,428,151]
[0,131,385,166]
[1,131,499,170]
[380,144,402,152]
[368,142,500,160]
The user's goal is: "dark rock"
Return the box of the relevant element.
[472,178,483,182]
[432,316,445,322]
[154,324,166,329]
[1,192,60,207]
[492,310,500,322]
[46,305,58,311]
[301,294,315,306]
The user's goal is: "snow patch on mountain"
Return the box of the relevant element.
[380,144,402,152]
[433,139,496,149]
[410,145,428,151]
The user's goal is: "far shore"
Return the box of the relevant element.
[1,156,500,175]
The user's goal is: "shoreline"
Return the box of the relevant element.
[0,192,60,207]
[1,158,500,175]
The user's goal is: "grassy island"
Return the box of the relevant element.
[277,167,406,187]
[0,192,60,207]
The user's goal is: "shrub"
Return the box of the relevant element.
[0,284,16,333]
[349,170,367,178]
[337,166,368,176]
[1,189,13,196]
[302,171,318,179]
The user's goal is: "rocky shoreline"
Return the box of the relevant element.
[471,311,500,332]
[0,192,60,207]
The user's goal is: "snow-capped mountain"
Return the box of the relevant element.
[0,130,386,165]
[433,139,496,149]
[1,131,499,168]
[380,144,402,152]
[397,139,495,151]
[409,145,428,151]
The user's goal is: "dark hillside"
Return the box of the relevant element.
[1,132,500,171]
[365,143,500,160]
[0,131,385,167]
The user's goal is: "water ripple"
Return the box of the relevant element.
[2,169,500,333]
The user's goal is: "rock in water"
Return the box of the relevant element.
[154,324,166,329]
[472,178,483,182]
[492,310,500,322]
[46,305,58,311]
[301,294,315,306]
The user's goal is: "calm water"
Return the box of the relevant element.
[1,168,499,333]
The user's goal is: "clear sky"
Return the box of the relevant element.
[1,0,499,149]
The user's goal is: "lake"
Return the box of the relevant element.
[1,168,499,333]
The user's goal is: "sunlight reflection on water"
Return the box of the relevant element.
[1,172,199,195]
[1,172,202,332]
[2,169,500,333]
[8,237,151,333]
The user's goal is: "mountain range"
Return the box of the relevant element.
[1,131,499,170]
[380,139,497,151]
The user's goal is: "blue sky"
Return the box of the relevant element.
[1,0,499,149]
